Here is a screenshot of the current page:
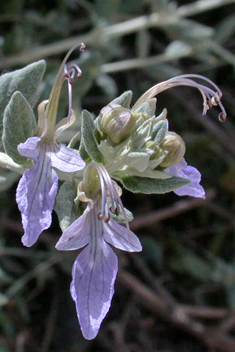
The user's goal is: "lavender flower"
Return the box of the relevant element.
[56,163,142,339]
[165,158,205,198]
[16,45,86,247]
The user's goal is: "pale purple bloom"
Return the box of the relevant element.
[56,163,142,339]
[165,158,205,199]
[16,44,86,247]
[16,137,85,247]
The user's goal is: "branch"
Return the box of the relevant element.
[130,189,215,231]
[118,269,235,352]
[0,0,234,69]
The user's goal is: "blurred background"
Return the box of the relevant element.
[1,0,235,351]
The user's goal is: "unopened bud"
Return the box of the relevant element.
[145,141,165,160]
[160,132,185,167]
[98,103,136,144]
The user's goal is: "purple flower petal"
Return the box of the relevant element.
[104,217,142,252]
[16,141,58,246]
[50,144,85,172]
[55,207,91,251]
[71,237,118,340]
[17,137,41,161]
[165,159,205,199]
[56,199,142,339]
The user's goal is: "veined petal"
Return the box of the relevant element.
[55,207,91,251]
[17,137,41,161]
[166,159,205,199]
[71,210,118,340]
[103,217,142,252]
[50,143,85,172]
[16,143,58,246]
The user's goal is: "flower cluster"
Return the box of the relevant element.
[0,45,226,339]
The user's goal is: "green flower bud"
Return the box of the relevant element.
[145,140,165,160]
[79,166,101,201]
[98,103,136,145]
[160,132,186,167]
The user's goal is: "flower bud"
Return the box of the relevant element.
[145,141,165,160]
[160,132,185,167]
[98,103,136,145]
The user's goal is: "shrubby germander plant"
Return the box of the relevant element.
[0,44,226,340]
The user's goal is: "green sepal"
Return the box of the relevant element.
[152,120,168,144]
[2,91,37,164]
[55,181,77,232]
[124,152,150,172]
[119,175,190,194]
[68,131,80,149]
[0,60,46,137]
[135,102,152,115]
[81,110,102,162]
[110,91,133,108]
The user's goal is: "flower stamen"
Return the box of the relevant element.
[133,73,227,122]
[88,163,131,236]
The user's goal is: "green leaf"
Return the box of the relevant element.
[215,14,235,44]
[152,120,168,143]
[55,181,77,232]
[166,19,213,46]
[2,91,37,164]
[96,74,118,99]
[0,60,46,136]
[0,170,20,192]
[119,175,190,194]
[95,0,120,19]
[0,152,24,174]
[170,248,213,282]
[111,91,133,108]
[79,138,92,163]
[81,110,102,162]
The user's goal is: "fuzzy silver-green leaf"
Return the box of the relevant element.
[0,60,46,137]
[2,91,37,164]
[111,91,133,108]
[120,175,190,194]
[81,110,102,162]
[55,181,77,232]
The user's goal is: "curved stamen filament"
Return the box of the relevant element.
[88,163,131,235]
[99,164,131,235]
[63,62,83,121]
[133,74,227,122]
[44,42,86,139]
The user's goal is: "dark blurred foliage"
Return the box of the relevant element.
[1,0,235,351]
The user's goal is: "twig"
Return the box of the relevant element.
[39,285,59,352]
[4,255,61,301]
[210,42,235,68]
[170,89,235,160]
[178,0,235,17]
[130,189,215,231]
[219,315,235,333]
[131,254,176,305]
[15,331,29,352]
[118,269,235,352]
[101,49,192,74]
[0,0,234,69]
[180,305,230,320]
